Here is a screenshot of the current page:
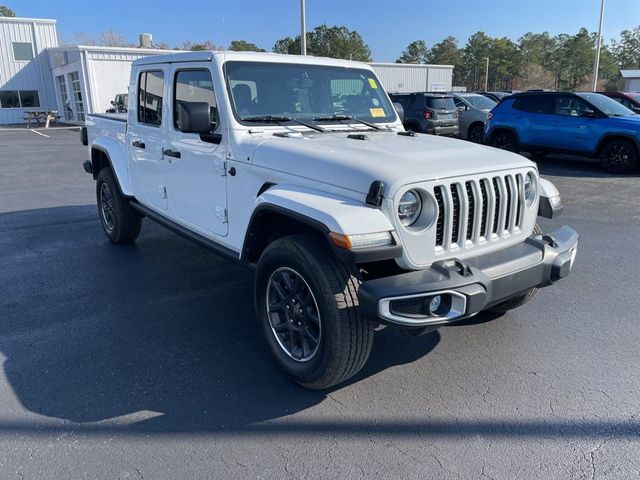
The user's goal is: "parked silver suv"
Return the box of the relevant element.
[449,92,497,143]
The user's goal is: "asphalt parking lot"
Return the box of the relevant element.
[1,127,639,479]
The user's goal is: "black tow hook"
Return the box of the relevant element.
[540,234,558,248]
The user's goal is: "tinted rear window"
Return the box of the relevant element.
[513,95,555,114]
[426,97,454,109]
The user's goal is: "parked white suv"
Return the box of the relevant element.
[81,51,578,389]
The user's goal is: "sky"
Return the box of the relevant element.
[6,0,640,62]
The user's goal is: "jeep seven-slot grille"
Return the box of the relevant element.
[434,174,525,251]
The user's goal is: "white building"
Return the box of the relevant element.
[47,45,176,122]
[370,63,454,93]
[0,16,58,124]
[621,70,640,92]
[0,16,175,125]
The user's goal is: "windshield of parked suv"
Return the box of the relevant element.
[461,94,497,110]
[628,93,640,102]
[225,61,397,125]
[576,93,636,116]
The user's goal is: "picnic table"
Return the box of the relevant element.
[24,111,61,128]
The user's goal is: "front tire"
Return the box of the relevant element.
[255,234,374,389]
[599,139,638,174]
[96,167,141,243]
[490,130,518,152]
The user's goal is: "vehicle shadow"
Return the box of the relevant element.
[0,205,441,433]
[525,153,640,179]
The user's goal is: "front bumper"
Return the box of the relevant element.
[359,226,578,327]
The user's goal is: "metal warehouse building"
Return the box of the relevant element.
[621,70,640,92]
[0,16,174,125]
[370,63,454,93]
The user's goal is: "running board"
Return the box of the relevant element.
[130,201,245,266]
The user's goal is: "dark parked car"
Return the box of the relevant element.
[485,91,640,173]
[599,92,640,114]
[389,93,459,136]
[477,91,513,103]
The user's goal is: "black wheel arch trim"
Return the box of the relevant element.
[242,204,403,265]
[595,134,640,156]
[90,145,132,198]
[490,126,520,146]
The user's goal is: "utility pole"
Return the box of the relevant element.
[484,57,490,91]
[592,0,605,91]
[300,0,307,55]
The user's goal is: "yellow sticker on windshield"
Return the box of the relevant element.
[368,78,378,89]
[370,108,385,117]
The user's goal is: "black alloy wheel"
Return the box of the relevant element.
[266,267,321,362]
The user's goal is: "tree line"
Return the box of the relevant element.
[42,12,640,92]
[396,27,640,91]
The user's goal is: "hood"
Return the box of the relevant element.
[250,130,534,197]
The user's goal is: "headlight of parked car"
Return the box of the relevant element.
[524,172,538,207]
[398,190,422,227]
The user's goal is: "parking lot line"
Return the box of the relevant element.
[30,129,50,138]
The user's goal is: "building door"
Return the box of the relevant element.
[55,75,73,121]
[68,72,85,122]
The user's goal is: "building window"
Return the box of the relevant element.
[0,91,40,108]
[12,42,34,61]
[56,75,73,121]
[0,91,20,108]
[19,91,40,108]
[68,72,85,122]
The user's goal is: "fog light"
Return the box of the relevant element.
[428,295,442,315]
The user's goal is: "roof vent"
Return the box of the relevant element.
[139,33,153,48]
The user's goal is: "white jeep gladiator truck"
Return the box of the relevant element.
[81,51,578,389]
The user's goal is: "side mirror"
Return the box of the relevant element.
[581,109,597,118]
[457,105,466,112]
[177,101,212,133]
[110,100,115,106]
[632,107,640,114]
[393,102,404,123]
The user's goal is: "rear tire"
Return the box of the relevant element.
[487,224,542,314]
[255,234,374,389]
[599,139,638,174]
[490,130,518,152]
[96,167,141,243]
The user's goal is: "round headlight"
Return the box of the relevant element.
[524,172,537,207]
[398,190,422,227]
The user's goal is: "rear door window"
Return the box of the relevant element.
[137,70,165,126]
[513,96,554,114]
[426,97,455,110]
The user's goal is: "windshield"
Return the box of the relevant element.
[225,61,397,125]
[628,93,640,102]
[576,93,636,116]
[462,94,497,110]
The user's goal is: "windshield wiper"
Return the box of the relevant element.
[242,115,325,132]
[312,114,383,130]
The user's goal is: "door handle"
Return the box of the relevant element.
[132,140,145,149]
[162,148,181,159]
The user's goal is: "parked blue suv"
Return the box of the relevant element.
[485,91,640,173]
